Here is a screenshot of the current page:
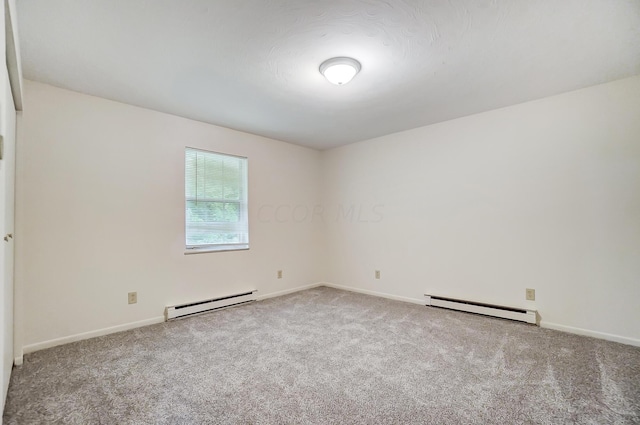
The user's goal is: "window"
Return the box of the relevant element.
[185,148,249,252]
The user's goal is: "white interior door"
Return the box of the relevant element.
[1,65,17,415]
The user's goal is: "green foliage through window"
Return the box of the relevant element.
[185,148,248,248]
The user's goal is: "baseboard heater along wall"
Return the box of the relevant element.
[425,294,537,324]
[165,290,257,321]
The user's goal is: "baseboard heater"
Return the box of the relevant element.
[425,294,537,324]
[165,290,257,321]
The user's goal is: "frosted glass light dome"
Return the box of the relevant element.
[319,57,361,85]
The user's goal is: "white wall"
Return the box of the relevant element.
[15,81,324,352]
[14,75,640,355]
[322,75,640,345]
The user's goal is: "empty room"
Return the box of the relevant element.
[2,0,640,423]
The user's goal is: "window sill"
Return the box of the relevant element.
[184,245,249,255]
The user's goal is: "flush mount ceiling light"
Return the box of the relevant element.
[319,57,361,85]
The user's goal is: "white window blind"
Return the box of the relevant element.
[185,148,249,251]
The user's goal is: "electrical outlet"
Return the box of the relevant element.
[375,270,380,279]
[277,270,283,279]
[526,288,535,301]
[128,292,137,304]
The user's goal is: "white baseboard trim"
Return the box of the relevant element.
[321,282,425,305]
[14,340,25,366]
[256,282,323,301]
[20,284,636,360]
[19,284,325,358]
[22,316,165,356]
[321,284,640,348]
[540,321,640,347]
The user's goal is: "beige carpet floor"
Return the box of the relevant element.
[4,286,640,424]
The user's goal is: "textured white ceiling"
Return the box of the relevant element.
[17,0,640,150]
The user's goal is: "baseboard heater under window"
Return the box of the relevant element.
[425,294,537,324]
[165,290,257,321]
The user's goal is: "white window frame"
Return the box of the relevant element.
[184,147,249,254]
